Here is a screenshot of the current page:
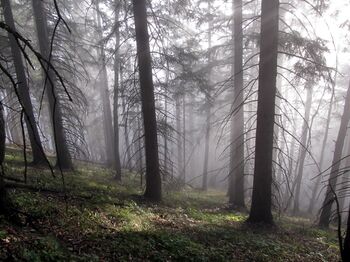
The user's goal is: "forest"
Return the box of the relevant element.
[0,0,349,261]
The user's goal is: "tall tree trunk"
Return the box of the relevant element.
[319,79,350,228]
[293,86,313,214]
[228,0,245,208]
[202,0,212,191]
[2,0,47,165]
[113,0,122,180]
[95,0,116,168]
[247,0,279,224]
[132,0,161,201]
[31,0,73,170]
[182,95,186,182]
[308,86,335,213]
[0,101,8,214]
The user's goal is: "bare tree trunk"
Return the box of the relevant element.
[247,0,279,224]
[0,101,8,214]
[32,0,72,170]
[182,95,186,183]
[202,105,211,191]
[113,0,122,180]
[132,0,161,201]
[202,0,212,191]
[319,79,350,228]
[95,0,116,168]
[121,86,132,169]
[308,87,335,213]
[2,0,47,165]
[175,95,183,179]
[228,0,245,208]
[293,86,313,214]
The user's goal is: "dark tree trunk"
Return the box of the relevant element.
[342,203,350,261]
[2,0,47,165]
[132,0,161,201]
[247,0,279,224]
[319,79,350,228]
[113,0,122,181]
[228,0,245,208]
[293,87,313,214]
[31,0,73,170]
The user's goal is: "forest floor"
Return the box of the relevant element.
[0,150,340,261]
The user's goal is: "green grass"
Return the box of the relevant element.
[0,151,340,261]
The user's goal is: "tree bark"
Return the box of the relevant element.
[95,0,116,168]
[308,86,334,213]
[293,87,313,214]
[319,79,350,228]
[132,0,161,201]
[0,101,8,214]
[1,0,47,165]
[247,0,279,224]
[228,0,245,208]
[202,104,211,191]
[31,0,73,170]
[113,0,122,180]
[202,0,212,191]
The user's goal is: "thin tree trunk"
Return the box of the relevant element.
[293,87,313,214]
[132,0,161,201]
[202,0,212,191]
[31,0,73,170]
[0,101,8,214]
[182,95,186,182]
[113,0,122,180]
[176,95,183,180]
[2,0,47,165]
[247,0,279,224]
[308,86,335,213]
[228,0,245,208]
[202,105,211,191]
[319,79,350,228]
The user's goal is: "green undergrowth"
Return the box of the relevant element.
[0,151,340,261]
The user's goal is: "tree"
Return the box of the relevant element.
[202,0,213,191]
[0,101,8,214]
[319,79,350,228]
[31,0,73,170]
[247,0,279,224]
[132,0,161,201]
[113,0,122,180]
[227,0,245,209]
[293,86,313,214]
[1,0,47,166]
[95,0,116,169]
